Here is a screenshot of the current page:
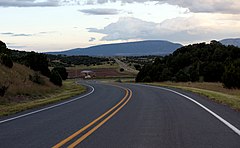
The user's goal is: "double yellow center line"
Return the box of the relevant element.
[53,85,132,148]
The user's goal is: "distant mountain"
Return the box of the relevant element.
[220,38,240,47]
[47,40,182,56]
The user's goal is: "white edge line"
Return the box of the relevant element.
[133,83,240,136]
[0,83,95,124]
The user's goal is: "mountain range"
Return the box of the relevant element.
[47,38,240,56]
[220,38,240,47]
[47,40,183,56]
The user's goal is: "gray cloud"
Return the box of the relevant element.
[87,17,240,43]
[4,0,239,14]
[0,0,59,7]
[1,32,33,36]
[12,34,33,37]
[80,0,240,14]
[89,37,96,42]
[79,8,120,15]
[1,32,14,35]
[1,31,55,37]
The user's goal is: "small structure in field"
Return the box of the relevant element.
[80,70,96,79]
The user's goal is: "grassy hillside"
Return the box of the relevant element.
[0,63,56,101]
[0,63,86,116]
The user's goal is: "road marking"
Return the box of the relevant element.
[69,88,132,148]
[0,83,94,124]
[134,83,240,136]
[53,85,132,148]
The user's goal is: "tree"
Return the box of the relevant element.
[120,68,124,72]
[25,52,50,77]
[175,70,190,82]
[0,40,6,49]
[52,67,68,80]
[222,60,240,88]
[203,62,224,82]
[50,70,62,86]
[134,64,141,70]
[0,54,13,68]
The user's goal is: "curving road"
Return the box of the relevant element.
[0,81,240,148]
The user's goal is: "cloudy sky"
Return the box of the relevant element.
[0,0,239,52]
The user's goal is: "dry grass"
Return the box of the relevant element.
[0,63,86,116]
[0,63,57,99]
[0,80,86,116]
[150,82,240,111]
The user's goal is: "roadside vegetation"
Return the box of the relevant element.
[0,79,85,116]
[149,82,240,111]
[136,40,240,89]
[0,40,86,116]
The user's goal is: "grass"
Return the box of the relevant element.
[0,80,86,116]
[148,82,240,111]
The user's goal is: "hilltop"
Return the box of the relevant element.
[47,40,182,56]
[220,38,240,47]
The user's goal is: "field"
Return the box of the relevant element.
[150,82,240,110]
[67,61,137,79]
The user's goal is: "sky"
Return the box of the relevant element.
[0,0,240,52]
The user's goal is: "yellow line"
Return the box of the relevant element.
[68,89,132,148]
[52,85,129,148]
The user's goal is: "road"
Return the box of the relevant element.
[114,58,139,74]
[0,81,240,148]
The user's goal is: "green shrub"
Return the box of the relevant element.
[0,84,9,97]
[29,72,45,85]
[52,67,68,80]
[50,70,62,86]
[0,54,13,68]
[120,68,124,72]
[222,60,240,88]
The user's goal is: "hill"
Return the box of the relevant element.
[136,40,240,88]
[47,40,182,56]
[220,38,240,47]
[0,62,57,101]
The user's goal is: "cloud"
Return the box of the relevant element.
[79,8,120,15]
[1,32,33,36]
[87,16,240,43]
[4,0,238,14]
[12,34,33,37]
[0,0,59,7]
[80,0,240,14]
[89,37,96,42]
[1,31,55,37]
[161,0,240,14]
[1,32,14,35]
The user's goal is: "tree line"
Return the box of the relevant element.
[47,54,111,67]
[136,40,240,88]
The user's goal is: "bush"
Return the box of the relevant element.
[50,70,62,86]
[120,68,124,72]
[29,72,45,85]
[175,70,190,82]
[222,60,240,88]
[52,67,68,80]
[0,54,13,68]
[0,40,7,49]
[0,84,9,97]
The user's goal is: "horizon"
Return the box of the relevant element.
[0,0,240,52]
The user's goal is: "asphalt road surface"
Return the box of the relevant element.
[0,81,240,148]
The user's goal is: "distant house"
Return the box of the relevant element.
[80,70,96,79]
